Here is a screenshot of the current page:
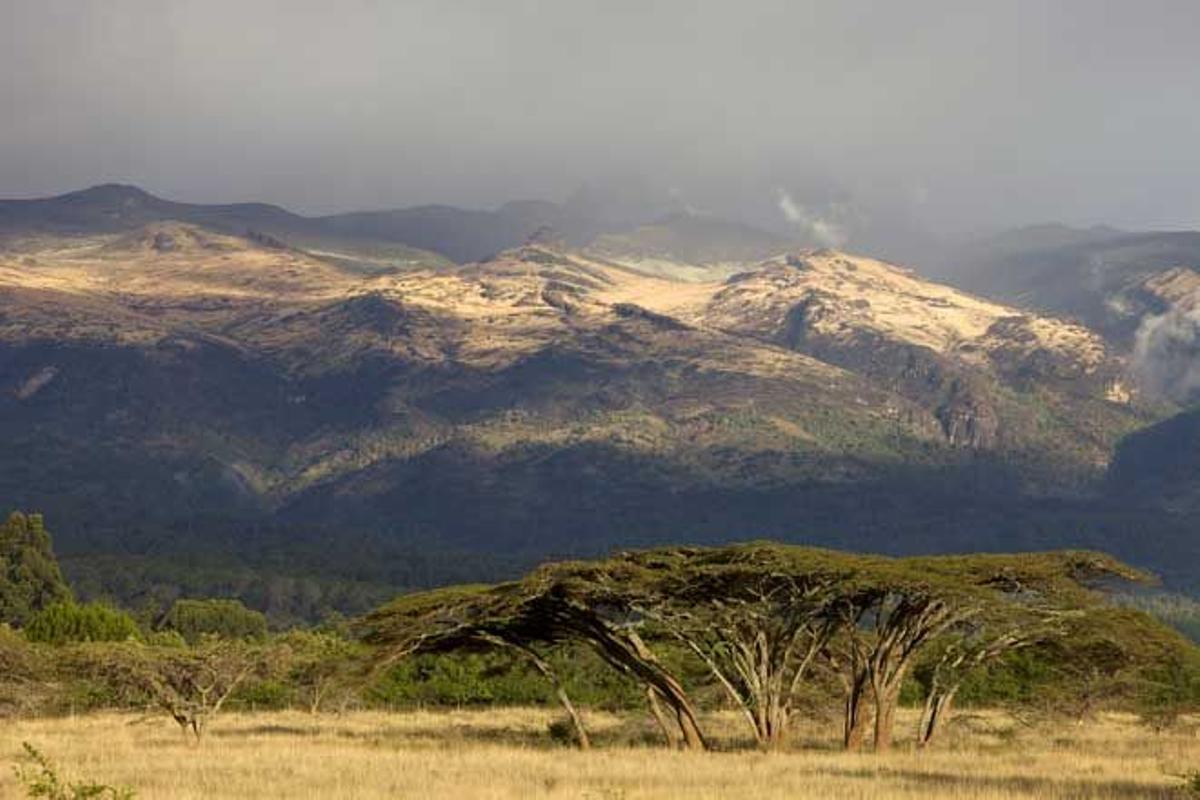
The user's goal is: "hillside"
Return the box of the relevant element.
[0,193,1187,611]
[938,225,1200,350]
[0,184,457,273]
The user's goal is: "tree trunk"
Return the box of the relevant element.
[553,684,591,749]
[873,681,900,752]
[627,631,707,750]
[497,637,591,750]
[646,687,681,748]
[917,686,958,748]
[675,704,706,751]
[843,676,871,752]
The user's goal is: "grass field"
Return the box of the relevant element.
[0,707,1196,799]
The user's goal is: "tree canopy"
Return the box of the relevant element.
[361,542,1152,751]
[0,511,71,626]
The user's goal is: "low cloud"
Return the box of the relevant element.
[776,190,852,249]
[1132,301,1200,403]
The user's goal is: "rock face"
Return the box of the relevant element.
[644,251,1130,458]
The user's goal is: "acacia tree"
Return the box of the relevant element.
[914,622,1041,747]
[278,629,368,715]
[660,577,838,749]
[82,638,278,741]
[829,579,978,752]
[597,546,846,749]
[911,552,1151,747]
[361,544,1152,754]
[360,571,709,750]
[822,551,1148,752]
[360,583,596,747]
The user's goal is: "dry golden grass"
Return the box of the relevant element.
[0,707,1194,799]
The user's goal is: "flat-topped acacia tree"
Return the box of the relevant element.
[571,545,1149,751]
[358,571,708,750]
[909,552,1152,747]
[358,583,596,745]
[822,550,1151,752]
[576,545,853,750]
[360,543,1151,752]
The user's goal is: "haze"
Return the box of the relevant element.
[3,0,1199,258]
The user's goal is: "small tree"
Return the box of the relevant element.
[278,630,367,714]
[910,552,1153,745]
[0,512,71,626]
[82,638,277,741]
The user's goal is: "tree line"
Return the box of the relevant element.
[1,510,1198,749]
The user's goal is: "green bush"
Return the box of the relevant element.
[24,603,140,646]
[230,678,293,711]
[159,598,267,643]
[365,645,646,711]
[368,651,541,707]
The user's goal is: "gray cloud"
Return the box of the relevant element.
[2,0,1199,258]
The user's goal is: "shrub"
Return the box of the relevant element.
[13,741,135,799]
[24,603,140,646]
[159,598,267,643]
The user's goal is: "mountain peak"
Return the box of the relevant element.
[60,183,161,205]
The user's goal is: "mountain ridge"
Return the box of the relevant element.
[0,192,1192,611]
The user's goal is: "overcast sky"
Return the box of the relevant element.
[3,0,1199,253]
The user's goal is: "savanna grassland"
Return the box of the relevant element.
[1,708,1196,799]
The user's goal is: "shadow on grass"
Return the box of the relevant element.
[822,764,1183,800]
[208,724,325,739]
[202,716,760,752]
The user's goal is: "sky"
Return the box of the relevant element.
[3,0,1199,255]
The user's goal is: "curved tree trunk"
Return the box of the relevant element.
[482,634,591,749]
[917,686,959,748]
[646,687,681,748]
[527,653,590,750]
[627,631,707,750]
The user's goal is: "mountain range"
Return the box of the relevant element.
[1,185,1197,618]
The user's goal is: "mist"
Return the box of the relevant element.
[3,0,1199,259]
[1133,302,1200,404]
